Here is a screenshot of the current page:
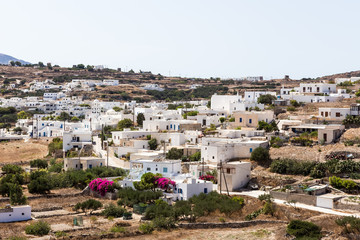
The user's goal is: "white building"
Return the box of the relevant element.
[318,108,350,121]
[0,205,31,223]
[64,157,105,171]
[63,129,92,152]
[299,83,337,94]
[218,162,251,191]
[243,91,277,103]
[210,94,265,114]
[142,84,164,91]
[201,137,268,164]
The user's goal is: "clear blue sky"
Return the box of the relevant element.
[1,0,360,79]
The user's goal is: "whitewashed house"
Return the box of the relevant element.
[0,205,31,223]
[62,129,92,152]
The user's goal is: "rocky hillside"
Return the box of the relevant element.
[320,70,360,81]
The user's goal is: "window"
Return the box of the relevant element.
[250,148,253,153]
[249,119,252,124]
[156,168,158,171]
[147,167,151,171]
[227,168,231,174]
[22,213,24,215]
[163,167,168,173]
[204,188,208,193]
[239,118,242,123]
[336,112,341,117]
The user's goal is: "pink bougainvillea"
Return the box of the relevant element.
[154,176,176,190]
[199,175,215,182]
[89,178,113,196]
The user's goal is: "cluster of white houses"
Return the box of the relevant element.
[2,79,360,222]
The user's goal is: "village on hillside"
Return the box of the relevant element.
[1,63,360,239]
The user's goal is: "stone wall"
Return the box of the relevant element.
[270,191,316,206]
[178,220,287,229]
[334,202,360,211]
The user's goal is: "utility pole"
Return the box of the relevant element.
[133,104,135,127]
[201,157,204,177]
[106,140,109,168]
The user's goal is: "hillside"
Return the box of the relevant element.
[0,53,31,65]
[320,70,360,81]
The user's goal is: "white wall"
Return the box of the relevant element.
[0,206,31,223]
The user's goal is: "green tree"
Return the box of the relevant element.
[9,183,27,205]
[2,164,24,174]
[71,116,80,122]
[56,112,71,121]
[15,61,21,66]
[86,65,94,71]
[133,172,157,191]
[9,61,15,66]
[74,199,103,215]
[28,172,52,194]
[117,119,133,129]
[17,111,30,119]
[250,147,271,166]
[113,106,123,112]
[38,62,45,68]
[189,152,201,162]
[30,159,48,169]
[166,148,183,160]
[257,94,276,105]
[148,138,158,150]
[219,117,225,123]
[137,113,145,126]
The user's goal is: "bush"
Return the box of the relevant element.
[139,222,155,234]
[166,148,183,160]
[250,147,271,166]
[336,216,360,234]
[148,138,158,150]
[25,220,51,236]
[262,201,276,216]
[270,158,317,176]
[258,94,276,105]
[152,216,176,230]
[329,176,358,192]
[287,106,297,112]
[74,199,103,215]
[30,159,48,169]
[2,164,24,174]
[145,200,174,220]
[258,194,272,202]
[270,136,285,148]
[102,203,125,218]
[245,209,262,221]
[110,226,126,233]
[286,220,321,239]
[189,191,244,217]
[117,187,163,207]
[258,121,278,132]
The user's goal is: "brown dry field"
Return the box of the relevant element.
[0,139,49,164]
[0,193,346,240]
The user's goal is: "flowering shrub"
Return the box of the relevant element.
[154,176,176,190]
[89,178,114,196]
[199,175,215,182]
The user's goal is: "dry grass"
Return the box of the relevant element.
[0,139,49,164]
